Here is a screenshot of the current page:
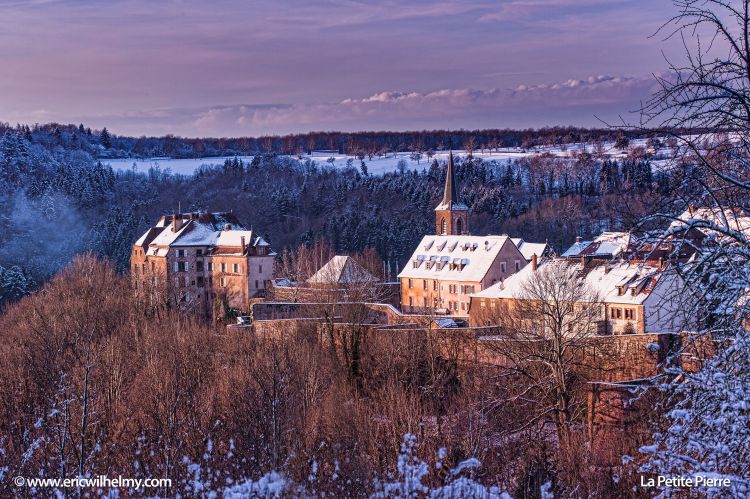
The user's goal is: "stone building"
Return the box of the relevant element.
[398,153,545,317]
[469,252,695,334]
[131,212,275,316]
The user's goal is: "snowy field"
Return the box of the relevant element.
[103,139,667,177]
[103,156,256,176]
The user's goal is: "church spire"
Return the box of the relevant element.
[434,151,469,235]
[441,151,459,208]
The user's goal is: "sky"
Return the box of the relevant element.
[0,0,686,137]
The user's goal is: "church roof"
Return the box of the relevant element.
[435,151,468,211]
[398,235,520,282]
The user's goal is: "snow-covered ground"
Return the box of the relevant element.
[103,156,256,176]
[102,139,668,177]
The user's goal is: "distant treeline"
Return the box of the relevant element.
[0,121,668,159]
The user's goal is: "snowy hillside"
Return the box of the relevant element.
[102,139,670,176]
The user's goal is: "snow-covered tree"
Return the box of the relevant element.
[636,0,750,491]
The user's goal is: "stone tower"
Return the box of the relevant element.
[434,151,468,235]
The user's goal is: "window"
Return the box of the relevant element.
[196,249,203,256]
[233,263,240,273]
[610,308,622,319]
[255,280,259,288]
[259,265,263,273]
[197,276,205,287]
[515,260,520,272]
[460,302,465,310]
[409,296,413,307]
[408,279,413,289]
[433,280,438,291]
[220,277,227,287]
[423,280,428,290]
[196,261,204,272]
[174,262,187,272]
[151,262,155,271]
[501,262,506,273]
[207,262,213,271]
[456,218,463,235]
[177,249,186,257]
[220,263,227,272]
[440,218,447,235]
[625,308,634,320]
[423,297,428,307]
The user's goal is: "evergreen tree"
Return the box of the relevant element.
[100,127,112,149]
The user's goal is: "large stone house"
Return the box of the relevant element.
[130,212,275,316]
[398,152,546,317]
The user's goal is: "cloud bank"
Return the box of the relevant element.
[123,73,660,136]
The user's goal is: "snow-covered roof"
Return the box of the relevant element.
[174,221,221,246]
[149,220,191,247]
[398,235,518,282]
[471,258,665,305]
[511,238,548,262]
[134,226,166,247]
[561,232,631,259]
[561,240,592,258]
[307,255,378,284]
[669,207,750,238]
[135,211,274,255]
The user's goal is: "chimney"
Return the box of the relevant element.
[240,236,246,254]
[172,213,183,232]
[658,256,664,270]
[576,235,581,244]
[580,255,586,270]
[604,261,610,274]
[531,253,538,272]
[224,224,232,231]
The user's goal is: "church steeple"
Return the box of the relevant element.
[441,151,459,208]
[435,151,469,235]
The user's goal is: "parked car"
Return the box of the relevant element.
[434,318,469,329]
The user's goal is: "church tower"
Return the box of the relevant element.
[434,151,469,235]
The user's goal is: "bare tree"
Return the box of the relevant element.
[484,261,605,449]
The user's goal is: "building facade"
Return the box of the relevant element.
[131,212,275,316]
[469,237,695,334]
